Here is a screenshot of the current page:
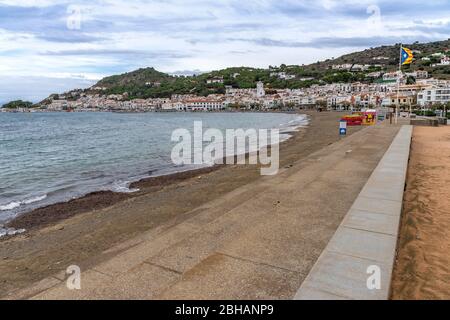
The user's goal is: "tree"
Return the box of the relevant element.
[406,76,416,85]
[445,102,450,118]
[316,100,327,110]
[342,101,352,111]
[433,102,443,111]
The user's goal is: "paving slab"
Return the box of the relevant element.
[32,269,113,300]
[5,276,61,300]
[36,263,182,300]
[157,253,303,300]
[351,196,402,216]
[294,251,391,300]
[94,222,200,276]
[327,227,397,264]
[294,285,348,300]
[343,209,401,236]
[359,183,405,202]
[95,263,181,299]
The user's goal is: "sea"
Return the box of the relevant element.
[0,112,308,227]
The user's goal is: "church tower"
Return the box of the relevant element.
[256,81,265,98]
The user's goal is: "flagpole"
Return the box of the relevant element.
[396,44,402,124]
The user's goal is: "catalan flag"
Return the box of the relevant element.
[401,47,414,65]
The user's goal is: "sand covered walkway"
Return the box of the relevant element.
[391,126,450,300]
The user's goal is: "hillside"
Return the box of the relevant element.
[316,40,450,76]
[76,39,450,100]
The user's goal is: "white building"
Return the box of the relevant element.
[372,56,389,61]
[367,71,382,79]
[47,100,68,111]
[383,71,404,83]
[327,95,352,109]
[206,77,224,84]
[440,56,450,65]
[299,77,315,81]
[270,72,295,80]
[162,102,185,111]
[184,99,226,111]
[417,87,450,106]
[331,64,353,71]
[282,96,316,106]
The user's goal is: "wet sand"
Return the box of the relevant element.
[391,126,450,300]
[6,167,222,232]
[0,111,366,298]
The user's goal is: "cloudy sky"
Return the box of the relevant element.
[0,0,449,103]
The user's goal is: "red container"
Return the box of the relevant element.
[341,116,364,126]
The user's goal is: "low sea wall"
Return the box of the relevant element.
[295,125,413,300]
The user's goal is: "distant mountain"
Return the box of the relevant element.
[50,39,450,102]
[168,69,208,77]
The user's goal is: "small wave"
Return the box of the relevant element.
[23,195,48,204]
[110,181,140,193]
[0,194,47,211]
[279,133,293,143]
[278,114,309,136]
[0,202,20,211]
[0,227,26,238]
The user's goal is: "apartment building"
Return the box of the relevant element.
[417,87,450,106]
[184,99,226,111]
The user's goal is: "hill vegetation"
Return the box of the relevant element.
[70,39,450,100]
[2,100,34,109]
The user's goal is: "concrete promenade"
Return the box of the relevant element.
[295,126,413,300]
[6,123,402,300]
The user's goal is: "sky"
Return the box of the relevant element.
[0,0,450,103]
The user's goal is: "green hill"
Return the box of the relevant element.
[2,100,34,109]
[80,39,450,100]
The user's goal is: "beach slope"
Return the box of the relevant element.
[1,113,400,299]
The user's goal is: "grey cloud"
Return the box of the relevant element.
[395,21,450,34]
[41,49,192,59]
[230,35,446,49]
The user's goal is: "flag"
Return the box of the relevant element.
[401,47,414,65]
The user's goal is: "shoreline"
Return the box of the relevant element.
[0,111,362,298]
[5,165,224,233]
[0,110,310,232]
[3,113,309,235]
[0,108,307,114]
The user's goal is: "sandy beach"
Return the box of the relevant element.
[0,112,402,299]
[391,126,450,300]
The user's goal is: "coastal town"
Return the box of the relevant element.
[2,52,450,115]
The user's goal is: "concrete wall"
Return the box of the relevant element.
[410,119,439,127]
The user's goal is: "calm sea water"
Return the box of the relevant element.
[0,112,308,223]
